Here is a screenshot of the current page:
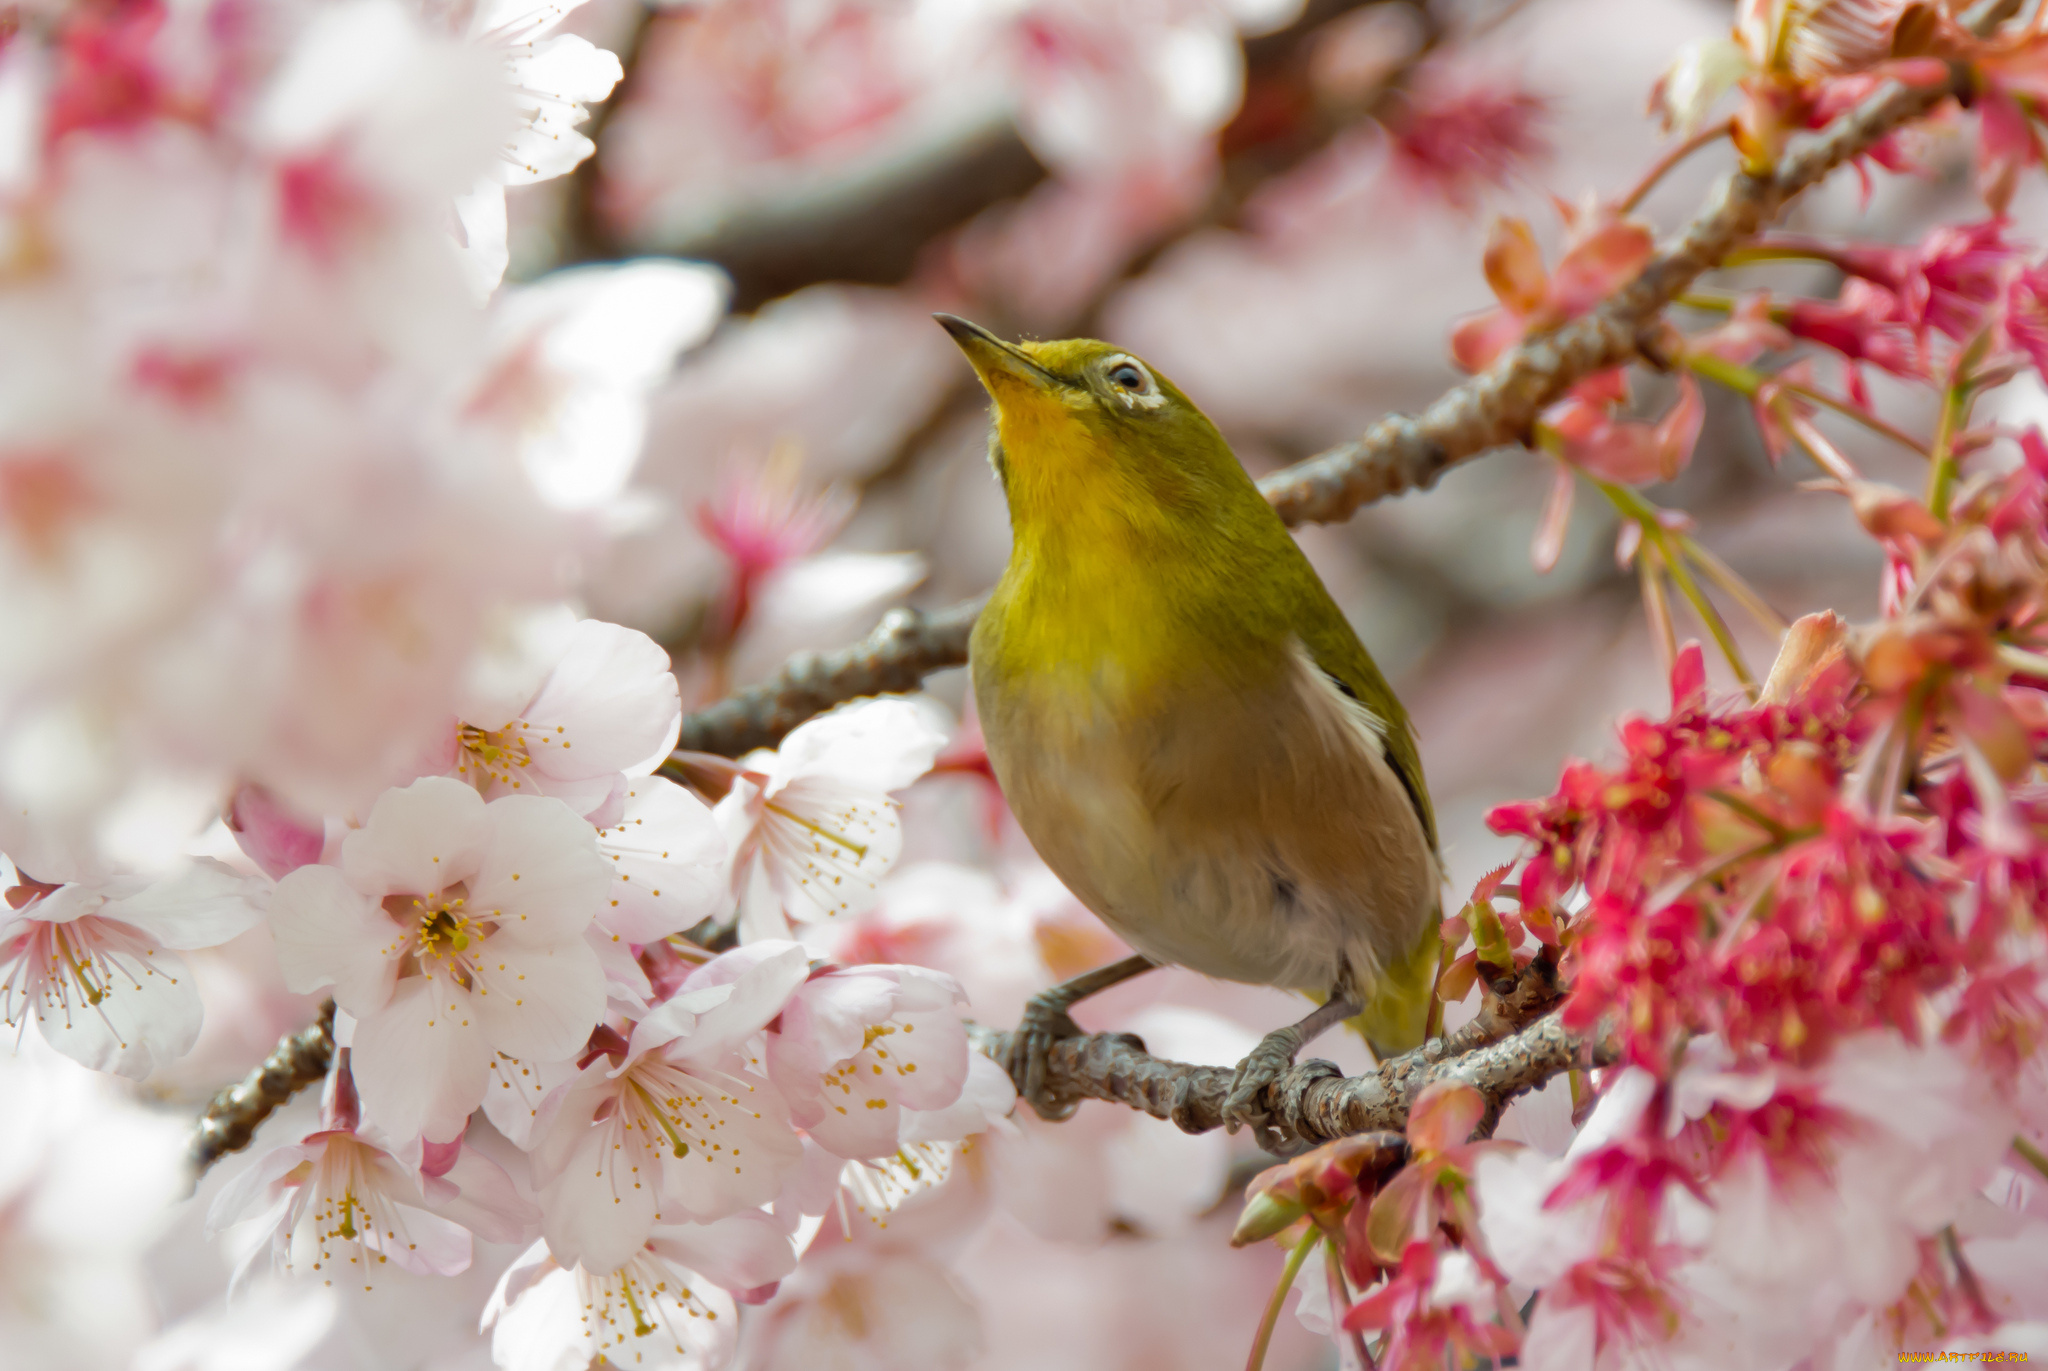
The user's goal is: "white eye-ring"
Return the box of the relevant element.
[1102,354,1164,410]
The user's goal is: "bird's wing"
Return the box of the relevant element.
[1296,603,1439,855]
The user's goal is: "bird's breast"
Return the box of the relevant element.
[970,622,1436,996]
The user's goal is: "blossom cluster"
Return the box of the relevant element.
[1225,5,2048,1367]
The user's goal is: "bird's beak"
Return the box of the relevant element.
[934,314,1061,396]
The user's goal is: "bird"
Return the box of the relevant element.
[935,313,1442,1140]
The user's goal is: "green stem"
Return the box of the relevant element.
[1680,328,1928,456]
[2014,1135,2048,1181]
[1246,1228,1323,1371]
[1682,535,1789,636]
[1602,482,1756,690]
[1705,789,1790,841]
[1925,372,1972,522]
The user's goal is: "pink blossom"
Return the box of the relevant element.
[207,1128,495,1288]
[0,856,259,1078]
[270,777,611,1141]
[712,698,946,943]
[1450,205,1655,373]
[454,617,683,817]
[481,1226,773,1371]
[744,955,971,1161]
[526,944,811,1271]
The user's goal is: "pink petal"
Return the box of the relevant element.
[517,619,682,782]
[226,785,328,879]
[352,974,495,1143]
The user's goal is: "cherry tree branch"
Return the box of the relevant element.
[669,64,1966,758]
[188,999,335,1178]
[970,959,1591,1149]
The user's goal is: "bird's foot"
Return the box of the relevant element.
[1006,992,1087,1121]
[1223,1025,1307,1140]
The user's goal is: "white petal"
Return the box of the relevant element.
[269,865,406,1015]
[653,1066,805,1223]
[539,1118,662,1273]
[425,1144,540,1245]
[758,778,902,925]
[343,778,491,897]
[101,859,262,950]
[480,1050,579,1150]
[669,943,809,1067]
[468,795,608,945]
[352,974,494,1143]
[595,777,726,942]
[519,619,680,780]
[766,698,946,794]
[486,1265,592,1371]
[27,922,201,1079]
[647,1208,795,1293]
[471,936,605,1063]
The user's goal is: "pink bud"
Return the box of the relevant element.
[225,784,326,879]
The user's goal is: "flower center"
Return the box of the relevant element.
[455,723,534,789]
[383,884,485,986]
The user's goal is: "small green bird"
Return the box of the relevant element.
[936,315,1442,1137]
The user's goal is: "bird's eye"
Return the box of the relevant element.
[1108,362,1145,390]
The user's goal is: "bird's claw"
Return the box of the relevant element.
[1223,1027,1306,1139]
[1006,993,1086,1121]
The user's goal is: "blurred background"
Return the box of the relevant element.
[121,0,2048,1366]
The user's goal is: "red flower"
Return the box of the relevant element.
[1384,67,1550,209]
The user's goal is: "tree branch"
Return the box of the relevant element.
[188,999,334,1178]
[969,956,1575,1150]
[669,598,984,759]
[667,66,1964,758]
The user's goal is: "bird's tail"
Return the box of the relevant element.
[1347,919,1441,1059]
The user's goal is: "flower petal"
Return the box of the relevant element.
[594,776,726,942]
[270,864,406,1015]
[352,974,494,1143]
[468,794,608,945]
[342,778,490,898]
[518,619,681,781]
[471,936,606,1063]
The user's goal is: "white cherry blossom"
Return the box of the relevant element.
[713,698,946,943]
[270,777,610,1141]
[0,856,259,1079]
[452,617,683,817]
[528,943,812,1272]
[483,1229,752,1371]
[207,1127,511,1290]
[751,956,972,1162]
[435,0,626,294]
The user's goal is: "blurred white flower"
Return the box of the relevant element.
[713,698,946,943]
[0,1039,188,1370]
[475,261,730,507]
[270,777,610,1141]
[438,0,627,294]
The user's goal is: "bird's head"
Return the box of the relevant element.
[935,314,1251,540]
